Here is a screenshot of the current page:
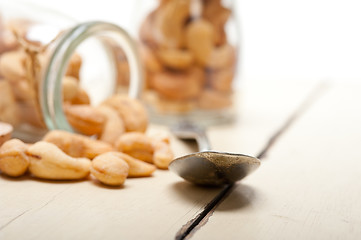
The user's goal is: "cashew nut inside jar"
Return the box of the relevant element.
[0,1,143,142]
[131,0,240,126]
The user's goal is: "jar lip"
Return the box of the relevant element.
[40,21,143,132]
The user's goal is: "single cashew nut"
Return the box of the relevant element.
[152,139,174,169]
[27,141,91,180]
[185,19,215,66]
[101,94,148,133]
[66,53,82,80]
[202,1,231,46]
[111,152,156,177]
[43,130,114,159]
[90,152,129,186]
[96,105,125,144]
[0,138,29,177]
[206,43,236,70]
[153,0,190,48]
[70,89,90,105]
[115,132,154,163]
[152,67,205,100]
[157,48,194,70]
[62,76,79,102]
[64,104,106,136]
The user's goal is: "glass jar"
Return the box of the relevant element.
[0,1,142,142]
[134,0,240,126]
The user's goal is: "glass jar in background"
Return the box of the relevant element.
[0,1,142,142]
[134,0,240,126]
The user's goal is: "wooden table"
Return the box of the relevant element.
[1,79,360,239]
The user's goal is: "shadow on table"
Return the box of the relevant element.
[0,173,126,189]
[169,181,257,211]
[216,184,256,211]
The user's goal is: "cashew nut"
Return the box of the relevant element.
[0,138,29,177]
[27,141,91,180]
[115,132,154,163]
[112,152,156,177]
[157,48,194,70]
[96,105,125,144]
[90,152,129,186]
[185,19,215,66]
[152,138,174,169]
[153,0,190,48]
[0,50,27,82]
[64,104,106,136]
[101,94,148,133]
[65,53,82,80]
[43,130,114,159]
[152,67,205,100]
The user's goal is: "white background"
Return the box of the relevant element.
[17,0,361,83]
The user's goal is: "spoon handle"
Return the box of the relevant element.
[171,122,211,152]
[194,126,211,152]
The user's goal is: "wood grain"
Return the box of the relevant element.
[192,82,361,239]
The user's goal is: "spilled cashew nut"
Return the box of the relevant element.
[115,132,154,163]
[91,152,129,186]
[0,138,29,177]
[152,138,174,169]
[43,130,114,159]
[115,132,174,169]
[96,105,125,144]
[27,141,91,180]
[112,152,156,177]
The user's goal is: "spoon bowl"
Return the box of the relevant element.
[169,150,260,186]
[169,122,261,186]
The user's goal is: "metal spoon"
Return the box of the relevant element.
[169,122,261,186]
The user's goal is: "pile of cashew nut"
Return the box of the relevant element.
[0,109,174,186]
[138,0,236,113]
[0,17,174,187]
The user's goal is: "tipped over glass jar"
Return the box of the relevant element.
[0,1,142,142]
[134,0,240,126]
